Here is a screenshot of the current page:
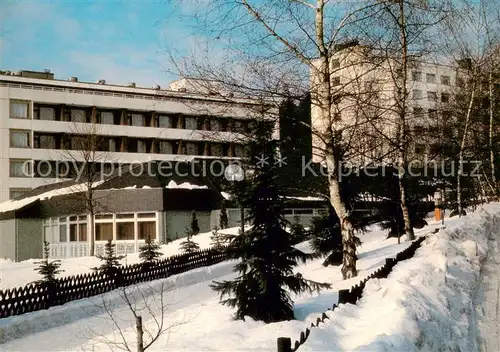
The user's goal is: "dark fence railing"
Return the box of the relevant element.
[0,247,230,319]
[277,236,427,352]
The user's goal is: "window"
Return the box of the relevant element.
[10,130,30,148]
[9,188,30,200]
[70,109,86,123]
[413,107,424,117]
[101,112,114,125]
[185,116,197,130]
[456,77,465,88]
[39,107,55,120]
[79,223,87,241]
[116,213,134,219]
[295,209,314,215]
[138,213,156,219]
[413,90,423,100]
[186,142,198,155]
[36,135,56,149]
[10,159,30,177]
[426,73,436,84]
[117,222,134,240]
[211,119,222,132]
[138,221,155,240]
[412,71,422,81]
[131,113,145,126]
[428,109,437,119]
[159,140,173,154]
[211,144,223,157]
[235,144,245,158]
[441,93,450,103]
[331,76,341,86]
[95,223,113,241]
[59,224,67,242]
[414,125,424,134]
[70,224,78,241]
[158,115,172,128]
[96,214,113,220]
[415,144,425,154]
[137,140,147,153]
[427,91,438,101]
[331,59,340,69]
[441,75,450,85]
[10,101,29,119]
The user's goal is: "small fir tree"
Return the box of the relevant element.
[211,120,330,323]
[34,241,64,285]
[179,228,200,254]
[93,240,126,277]
[210,226,226,249]
[219,202,229,229]
[290,215,307,244]
[191,210,200,236]
[139,235,163,265]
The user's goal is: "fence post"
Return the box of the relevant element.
[277,337,292,352]
[338,289,350,304]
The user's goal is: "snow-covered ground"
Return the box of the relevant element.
[3,206,499,352]
[300,203,500,352]
[0,227,242,290]
[0,220,435,351]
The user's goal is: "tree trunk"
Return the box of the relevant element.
[325,153,357,279]
[89,208,95,256]
[489,71,497,199]
[458,86,476,217]
[397,0,414,241]
[136,315,144,352]
[314,0,356,279]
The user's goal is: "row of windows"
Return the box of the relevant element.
[10,101,254,134]
[9,129,245,157]
[412,90,450,102]
[412,72,451,85]
[43,213,156,243]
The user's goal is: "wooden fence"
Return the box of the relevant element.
[0,247,229,319]
[277,236,427,352]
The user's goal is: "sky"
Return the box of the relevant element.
[0,0,202,87]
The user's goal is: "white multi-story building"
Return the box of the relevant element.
[311,43,463,164]
[0,70,275,203]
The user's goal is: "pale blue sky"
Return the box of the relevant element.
[0,0,202,87]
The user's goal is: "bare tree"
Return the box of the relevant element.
[86,282,187,352]
[60,112,112,256]
[167,0,390,279]
[440,0,500,214]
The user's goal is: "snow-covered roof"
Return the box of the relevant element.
[285,196,325,202]
[166,180,208,190]
[0,181,105,214]
[221,191,232,200]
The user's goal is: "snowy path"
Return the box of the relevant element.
[476,232,500,352]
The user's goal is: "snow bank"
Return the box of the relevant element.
[301,204,500,351]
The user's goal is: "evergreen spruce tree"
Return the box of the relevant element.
[139,235,163,265]
[211,120,330,323]
[289,215,307,244]
[34,241,64,285]
[191,210,200,236]
[210,226,226,249]
[93,240,126,277]
[179,228,200,254]
[219,201,229,229]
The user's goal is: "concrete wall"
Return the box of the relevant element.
[0,219,16,260]
[17,218,43,260]
[165,210,211,241]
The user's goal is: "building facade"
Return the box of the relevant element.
[0,70,278,204]
[310,43,462,165]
